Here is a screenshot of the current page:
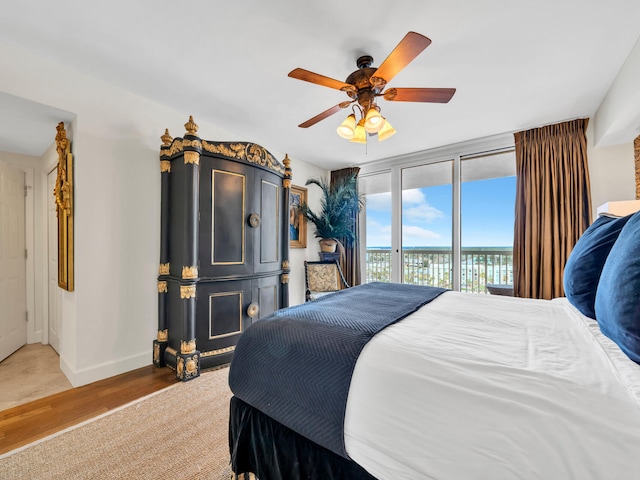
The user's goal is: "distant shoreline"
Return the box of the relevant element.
[368,246,512,250]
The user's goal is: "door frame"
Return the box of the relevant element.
[41,158,61,346]
[24,167,36,343]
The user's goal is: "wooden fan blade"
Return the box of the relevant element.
[384,87,456,103]
[298,104,345,128]
[288,68,351,91]
[372,32,432,84]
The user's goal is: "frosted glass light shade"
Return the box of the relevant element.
[350,120,367,144]
[377,119,396,141]
[336,114,356,139]
[364,108,385,133]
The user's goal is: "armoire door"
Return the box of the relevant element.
[253,274,281,319]
[252,169,283,275]
[198,157,254,279]
[195,278,252,365]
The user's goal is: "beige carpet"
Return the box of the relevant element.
[0,344,72,411]
[0,367,233,479]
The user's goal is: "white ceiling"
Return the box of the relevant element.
[1,0,640,170]
[0,92,75,158]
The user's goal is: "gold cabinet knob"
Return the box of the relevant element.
[248,213,261,228]
[247,302,259,318]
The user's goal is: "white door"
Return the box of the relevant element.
[0,161,26,362]
[47,169,61,353]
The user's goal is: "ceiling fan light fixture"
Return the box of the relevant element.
[350,119,367,144]
[336,114,356,139]
[377,119,396,142]
[364,107,385,134]
[289,32,454,144]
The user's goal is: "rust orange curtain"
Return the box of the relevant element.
[330,167,361,287]
[513,118,592,299]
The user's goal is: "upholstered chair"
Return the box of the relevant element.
[304,260,350,301]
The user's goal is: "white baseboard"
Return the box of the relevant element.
[60,351,152,388]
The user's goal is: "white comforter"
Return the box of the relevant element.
[344,292,640,479]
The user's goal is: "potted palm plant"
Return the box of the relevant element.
[299,173,364,252]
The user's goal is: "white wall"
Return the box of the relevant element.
[588,30,640,220]
[288,157,328,306]
[593,33,640,147]
[587,121,636,220]
[0,41,327,386]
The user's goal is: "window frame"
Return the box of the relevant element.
[359,133,515,288]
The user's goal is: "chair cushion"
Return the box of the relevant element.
[595,211,640,363]
[563,214,632,319]
[307,264,340,292]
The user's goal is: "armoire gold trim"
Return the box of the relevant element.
[166,347,177,357]
[160,128,173,146]
[160,138,284,175]
[153,343,160,364]
[201,346,236,357]
[184,115,198,135]
[157,329,168,342]
[181,339,197,354]
[180,285,196,299]
[283,154,292,188]
[202,141,284,174]
[182,266,198,279]
[184,151,200,165]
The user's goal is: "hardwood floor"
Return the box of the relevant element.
[0,365,177,455]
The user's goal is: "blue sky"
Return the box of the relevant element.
[366,176,516,247]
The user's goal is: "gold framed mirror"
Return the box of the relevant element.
[635,135,639,200]
[54,122,74,291]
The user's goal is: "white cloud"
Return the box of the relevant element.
[402,189,444,223]
[366,218,384,229]
[365,188,447,247]
[403,204,444,223]
[401,188,426,205]
[365,220,392,247]
[401,225,442,247]
[365,192,391,211]
[367,189,444,224]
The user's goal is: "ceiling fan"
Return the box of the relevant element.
[288,31,456,142]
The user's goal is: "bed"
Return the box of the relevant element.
[228,211,640,480]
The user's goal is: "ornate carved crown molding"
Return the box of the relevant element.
[159,116,284,175]
[160,139,284,174]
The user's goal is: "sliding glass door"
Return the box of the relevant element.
[460,151,516,292]
[360,143,516,293]
[360,171,392,283]
[401,160,453,288]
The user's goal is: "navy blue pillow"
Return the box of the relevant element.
[563,214,632,318]
[595,211,640,363]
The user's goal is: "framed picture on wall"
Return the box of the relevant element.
[289,185,307,248]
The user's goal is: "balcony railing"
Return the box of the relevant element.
[365,248,513,294]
